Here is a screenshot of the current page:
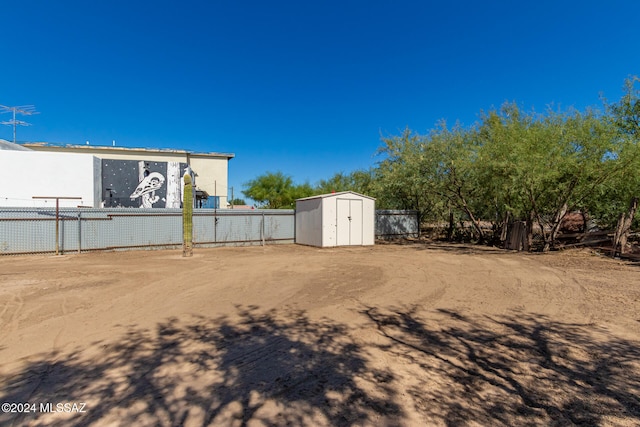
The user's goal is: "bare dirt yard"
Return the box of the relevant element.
[0,243,639,426]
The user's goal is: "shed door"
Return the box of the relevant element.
[336,198,363,246]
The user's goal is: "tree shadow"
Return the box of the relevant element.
[3,304,639,426]
[362,306,640,426]
[380,239,511,255]
[0,306,400,426]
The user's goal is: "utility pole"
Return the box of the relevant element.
[0,104,39,143]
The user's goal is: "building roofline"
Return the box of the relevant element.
[19,141,235,159]
[0,139,32,151]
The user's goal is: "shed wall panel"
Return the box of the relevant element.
[295,198,323,247]
[362,198,376,245]
[321,196,338,247]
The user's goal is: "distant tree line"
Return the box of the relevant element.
[243,77,640,251]
[242,170,374,209]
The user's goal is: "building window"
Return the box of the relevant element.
[199,196,219,209]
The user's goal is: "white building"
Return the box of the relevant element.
[1,141,234,208]
[295,191,375,247]
[0,144,101,207]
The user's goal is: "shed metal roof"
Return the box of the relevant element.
[296,191,376,202]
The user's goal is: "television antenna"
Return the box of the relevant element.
[0,104,39,143]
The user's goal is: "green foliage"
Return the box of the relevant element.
[373,128,445,219]
[314,169,375,195]
[371,92,637,247]
[239,76,640,246]
[182,173,193,257]
[229,198,247,206]
[590,76,640,227]
[608,76,640,137]
[474,103,623,247]
[243,171,313,209]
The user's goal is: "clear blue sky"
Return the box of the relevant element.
[1,1,639,200]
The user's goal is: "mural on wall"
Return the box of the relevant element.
[102,159,188,208]
[130,172,165,208]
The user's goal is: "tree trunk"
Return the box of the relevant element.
[454,189,485,243]
[499,211,510,244]
[447,208,454,241]
[528,190,549,251]
[525,211,534,251]
[544,203,568,252]
[613,197,638,256]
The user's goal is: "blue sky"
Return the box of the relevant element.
[1,1,639,199]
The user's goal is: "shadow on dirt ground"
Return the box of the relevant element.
[0,306,399,426]
[2,305,639,426]
[377,239,511,255]
[363,306,640,426]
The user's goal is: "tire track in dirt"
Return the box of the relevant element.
[0,293,24,339]
[50,296,68,353]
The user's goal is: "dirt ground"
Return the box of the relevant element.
[0,242,639,426]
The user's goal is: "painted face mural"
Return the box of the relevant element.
[130,172,166,208]
[102,159,187,208]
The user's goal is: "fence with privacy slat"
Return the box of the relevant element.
[0,208,418,255]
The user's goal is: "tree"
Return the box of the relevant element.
[474,102,629,250]
[229,198,247,206]
[315,172,355,194]
[609,76,640,137]
[428,123,488,242]
[314,169,375,195]
[243,171,313,209]
[374,128,445,223]
[375,124,487,242]
[290,181,315,202]
[594,76,640,252]
[374,101,627,250]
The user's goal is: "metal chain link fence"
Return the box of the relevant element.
[1,208,418,255]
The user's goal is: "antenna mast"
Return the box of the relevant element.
[0,104,39,143]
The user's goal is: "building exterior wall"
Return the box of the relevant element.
[0,150,100,207]
[23,144,188,163]
[21,143,233,208]
[189,155,230,207]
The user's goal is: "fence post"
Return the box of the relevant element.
[31,196,82,255]
[214,212,218,243]
[56,199,60,255]
[261,212,265,246]
[77,211,82,254]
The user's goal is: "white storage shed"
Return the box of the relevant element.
[295,191,375,247]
